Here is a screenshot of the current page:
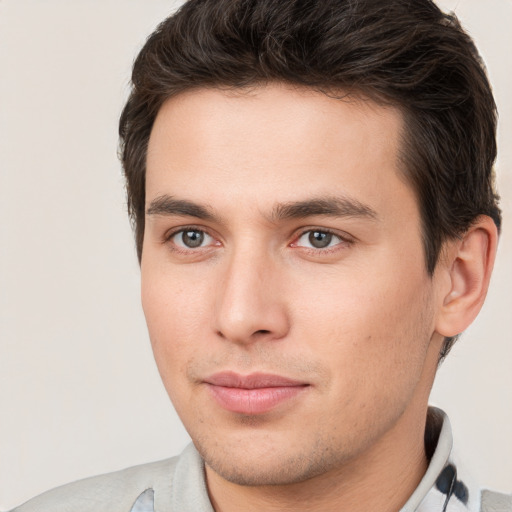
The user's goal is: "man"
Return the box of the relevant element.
[10,0,510,511]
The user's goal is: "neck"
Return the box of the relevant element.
[206,402,430,512]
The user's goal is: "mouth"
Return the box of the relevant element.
[203,371,310,415]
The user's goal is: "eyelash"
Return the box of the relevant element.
[164,226,220,254]
[163,226,354,255]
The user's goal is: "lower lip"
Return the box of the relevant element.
[207,384,308,415]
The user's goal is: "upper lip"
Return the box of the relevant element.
[204,371,308,389]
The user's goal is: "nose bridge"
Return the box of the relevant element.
[214,241,288,344]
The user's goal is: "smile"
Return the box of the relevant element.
[204,372,310,415]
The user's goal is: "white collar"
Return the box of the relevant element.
[401,407,480,512]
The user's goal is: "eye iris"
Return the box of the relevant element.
[182,230,204,248]
[308,231,332,248]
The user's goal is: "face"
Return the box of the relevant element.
[142,84,444,486]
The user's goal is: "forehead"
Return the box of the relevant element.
[145,84,412,220]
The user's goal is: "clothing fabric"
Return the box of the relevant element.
[9,408,511,512]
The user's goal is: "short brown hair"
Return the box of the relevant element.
[119,0,501,357]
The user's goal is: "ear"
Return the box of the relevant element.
[435,216,498,338]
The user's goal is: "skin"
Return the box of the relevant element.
[141,84,496,511]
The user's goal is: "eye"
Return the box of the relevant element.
[171,228,214,249]
[294,230,346,250]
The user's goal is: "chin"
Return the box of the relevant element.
[205,453,331,487]
[195,430,346,487]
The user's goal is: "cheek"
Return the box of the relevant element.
[142,259,214,331]
[141,284,201,418]
[292,271,435,443]
[141,270,211,382]
[294,264,434,385]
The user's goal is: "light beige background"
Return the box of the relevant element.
[0,0,510,509]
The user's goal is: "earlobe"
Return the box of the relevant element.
[435,216,498,338]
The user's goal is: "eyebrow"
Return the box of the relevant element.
[146,196,216,220]
[146,194,378,222]
[271,196,378,222]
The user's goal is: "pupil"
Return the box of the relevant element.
[309,231,332,248]
[183,230,204,248]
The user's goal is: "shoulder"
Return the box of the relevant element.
[10,456,179,512]
[481,489,512,512]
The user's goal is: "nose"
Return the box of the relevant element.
[213,246,290,345]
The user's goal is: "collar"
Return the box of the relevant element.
[400,407,481,512]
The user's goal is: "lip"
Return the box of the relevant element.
[204,371,309,415]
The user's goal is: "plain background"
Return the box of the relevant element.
[0,0,510,509]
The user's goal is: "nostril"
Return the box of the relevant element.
[255,329,271,335]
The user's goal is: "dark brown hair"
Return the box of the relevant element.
[119,0,501,358]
